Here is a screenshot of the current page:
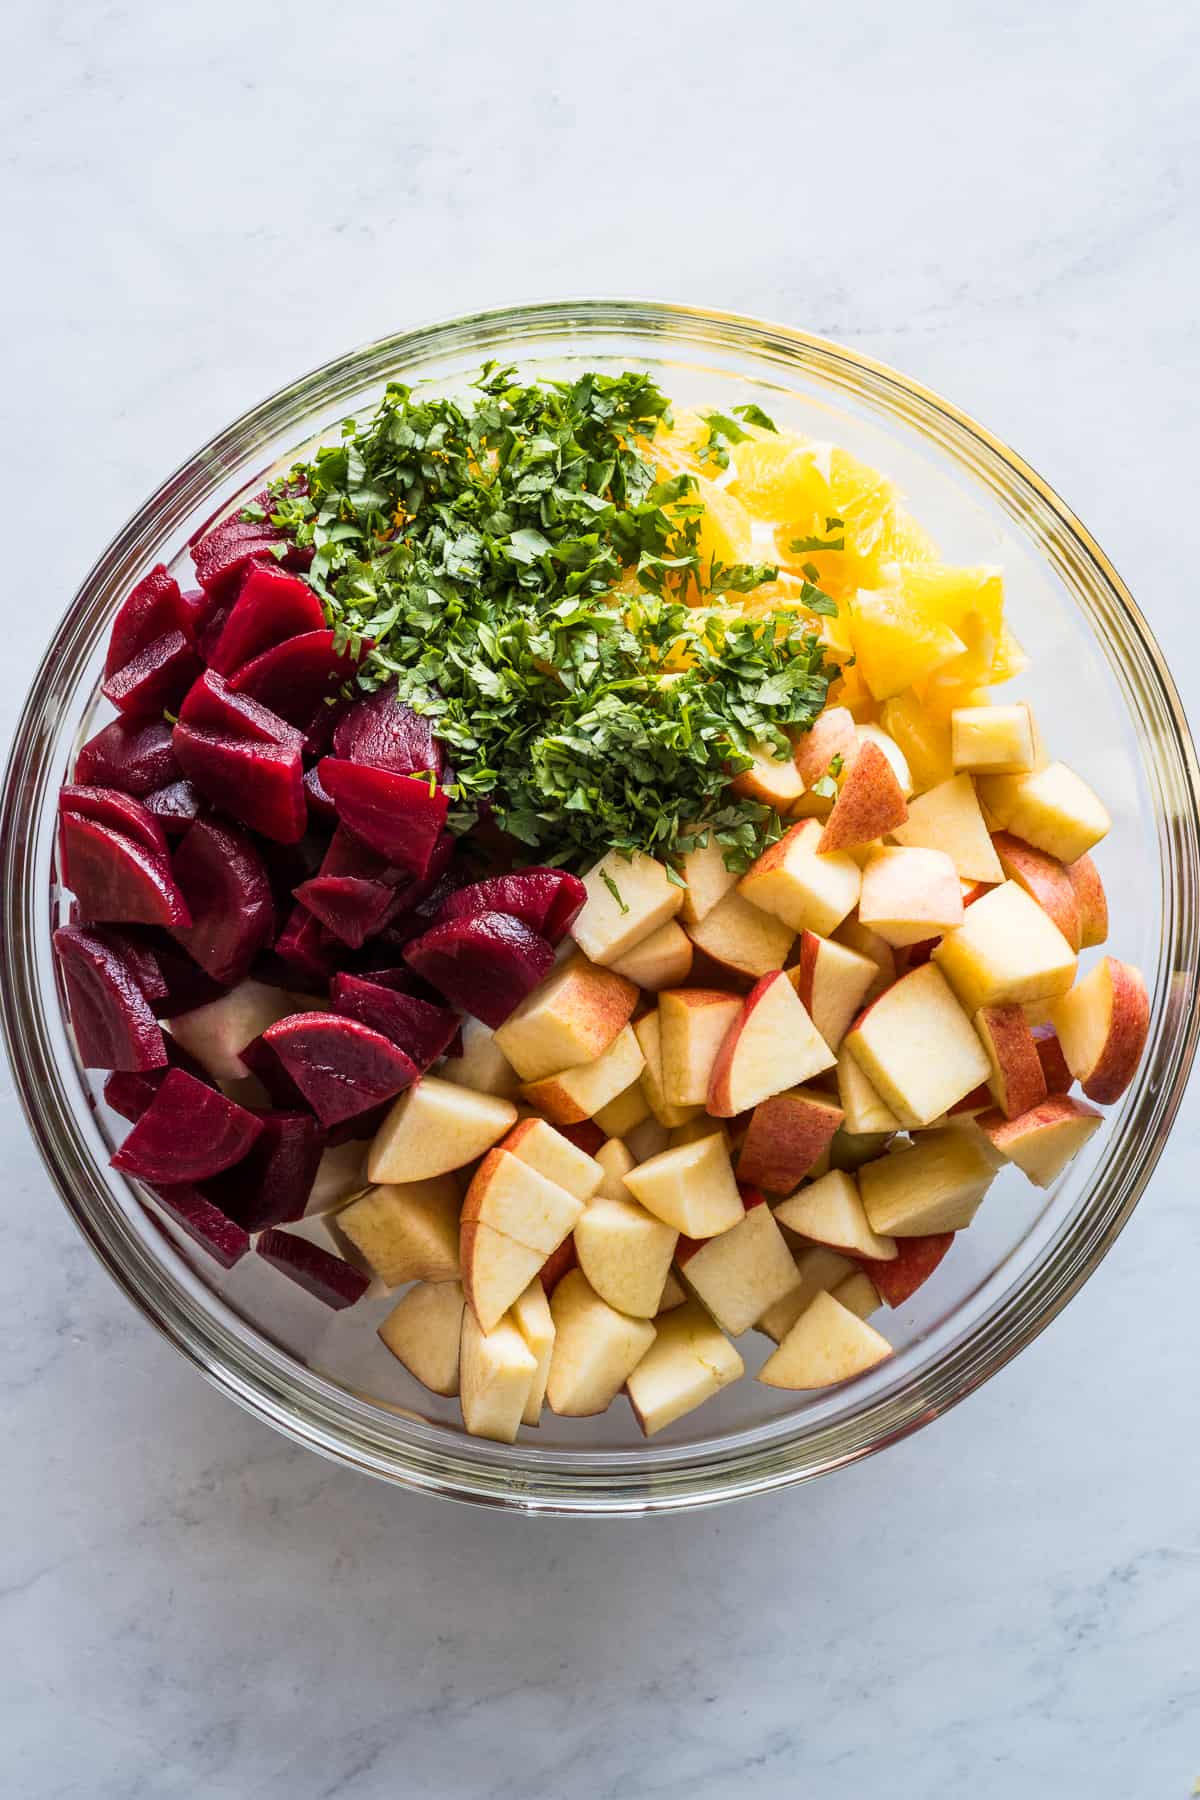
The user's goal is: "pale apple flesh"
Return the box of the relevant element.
[546,1269,656,1416]
[677,1198,800,1336]
[789,930,878,1050]
[758,1289,893,1390]
[1050,956,1149,1104]
[817,739,908,853]
[378,1280,465,1396]
[574,1196,678,1318]
[974,1003,1048,1120]
[707,971,835,1117]
[774,1168,898,1261]
[625,1299,744,1436]
[976,1094,1103,1187]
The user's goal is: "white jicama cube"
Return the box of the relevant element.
[573,851,684,964]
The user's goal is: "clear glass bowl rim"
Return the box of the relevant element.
[5,297,1198,1516]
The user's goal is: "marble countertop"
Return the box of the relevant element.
[4,3,1198,1795]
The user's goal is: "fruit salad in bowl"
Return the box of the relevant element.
[46,357,1155,1444]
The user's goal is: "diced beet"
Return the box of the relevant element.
[329,972,459,1070]
[149,1184,251,1269]
[207,562,326,676]
[190,499,312,601]
[173,724,306,843]
[256,1227,369,1309]
[104,1068,165,1123]
[262,1012,419,1126]
[239,1033,310,1110]
[325,1101,391,1146]
[60,814,192,928]
[274,902,335,984]
[171,818,275,985]
[228,628,360,725]
[858,1233,955,1308]
[318,758,449,876]
[403,910,554,1027]
[293,875,401,948]
[105,565,193,676]
[331,681,444,778]
[316,822,389,880]
[53,925,167,1070]
[102,629,203,720]
[59,786,168,857]
[303,762,338,825]
[92,926,168,1006]
[145,937,229,1016]
[74,717,179,795]
[112,1068,264,1183]
[179,668,304,747]
[436,869,587,944]
[142,779,204,836]
[303,697,348,758]
[204,1111,325,1231]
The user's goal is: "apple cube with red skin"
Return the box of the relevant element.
[792,706,857,789]
[1066,853,1108,948]
[974,1003,1048,1120]
[368,1077,518,1184]
[1032,1025,1073,1094]
[978,761,1110,864]
[844,962,991,1129]
[817,739,908,853]
[519,1025,646,1126]
[856,1232,955,1307]
[659,987,743,1107]
[492,951,638,1082]
[1050,956,1149,1104]
[735,1088,844,1193]
[707,971,835,1117]
[977,1094,1103,1187]
[991,832,1081,951]
[788,931,878,1051]
[460,1148,585,1330]
[684,889,795,983]
[500,1116,604,1202]
[737,819,861,937]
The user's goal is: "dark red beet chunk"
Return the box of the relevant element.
[104,1068,165,1123]
[403,910,554,1028]
[144,937,229,1017]
[330,973,459,1070]
[105,565,193,676]
[239,1033,310,1110]
[142,779,204,836]
[179,668,304,747]
[92,926,168,1006]
[60,814,192,928]
[331,680,444,779]
[171,818,275,985]
[262,1012,419,1126]
[303,762,338,825]
[112,1069,264,1183]
[207,562,326,675]
[318,758,448,876]
[256,1227,369,1309]
[293,875,401,949]
[190,501,312,602]
[273,903,335,984]
[74,717,179,795]
[436,869,587,944]
[102,629,202,720]
[54,926,167,1070]
[149,1184,251,1270]
[59,786,168,857]
[173,725,306,843]
[204,1111,325,1231]
[228,629,360,726]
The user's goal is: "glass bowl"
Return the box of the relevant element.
[4,300,1198,1516]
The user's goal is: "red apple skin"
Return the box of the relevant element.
[1065,853,1108,948]
[857,1232,954,1307]
[1032,1025,1073,1094]
[817,741,908,853]
[962,881,993,908]
[793,707,857,788]
[1077,957,1150,1104]
[539,1237,578,1294]
[948,1081,992,1117]
[559,1121,607,1156]
[901,938,938,970]
[705,973,777,1118]
[991,832,1081,951]
[735,1091,843,1192]
[977,1003,1047,1120]
[977,1093,1103,1156]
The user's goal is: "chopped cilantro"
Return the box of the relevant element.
[600,870,629,914]
[695,411,750,470]
[732,403,778,432]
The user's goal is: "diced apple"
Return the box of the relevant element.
[977,761,1111,863]
[857,846,963,948]
[855,722,914,798]
[707,971,835,1117]
[337,1175,461,1286]
[595,1136,637,1200]
[833,917,898,1001]
[756,1244,854,1342]
[573,850,684,965]
[440,1016,521,1099]
[977,1094,1103,1186]
[678,1199,799,1335]
[1032,1024,1073,1094]
[828,1125,894,1171]
[546,1269,656,1415]
[735,1087,843,1192]
[974,1003,1048,1120]
[167,979,306,1083]
[844,961,992,1128]
[951,703,1036,774]
[609,920,693,990]
[592,1079,651,1138]
[737,818,862,937]
[306,1139,367,1214]
[831,1270,881,1319]
[511,1278,556,1425]
[758,1289,892,1389]
[1050,956,1149,1104]
[792,706,857,789]
[574,1196,678,1317]
[817,740,908,853]
[493,950,638,1082]
[685,888,795,981]
[368,1077,518,1183]
[730,740,805,809]
[775,1167,898,1260]
[835,1047,900,1134]
[657,1269,687,1313]
[788,931,878,1050]
[859,1232,954,1307]
[859,1127,998,1234]
[459,1309,537,1442]
[676,831,738,927]
[501,1116,604,1201]
[1066,852,1109,948]
[633,1009,704,1129]
[378,1280,465,1396]
[891,774,1004,885]
[623,1132,744,1237]
[625,1115,672,1163]
[659,988,743,1106]
[669,1116,729,1149]
[991,832,1081,950]
[519,1023,645,1124]
[460,1148,584,1329]
[625,1299,744,1435]
[933,880,1077,1013]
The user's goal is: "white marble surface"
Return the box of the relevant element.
[4,3,1200,1794]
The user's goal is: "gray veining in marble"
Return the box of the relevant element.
[4,2,1199,1794]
